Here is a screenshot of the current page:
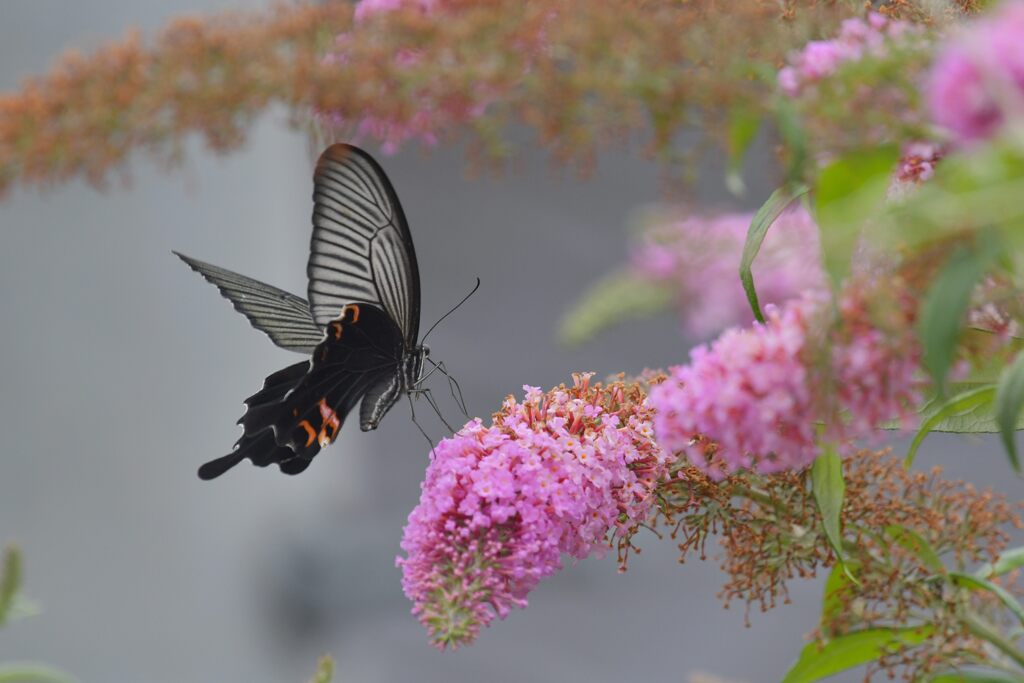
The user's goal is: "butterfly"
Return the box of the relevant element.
[177,143,441,479]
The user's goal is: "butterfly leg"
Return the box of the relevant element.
[423,358,469,417]
[406,391,436,452]
[419,387,457,433]
[436,361,468,417]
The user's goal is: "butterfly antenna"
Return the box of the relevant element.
[421,277,481,344]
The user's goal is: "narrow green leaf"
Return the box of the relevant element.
[951,572,1024,626]
[307,656,334,683]
[930,671,1024,683]
[904,385,997,469]
[0,545,22,627]
[779,627,934,683]
[725,107,760,196]
[557,270,672,347]
[976,546,1024,579]
[812,449,846,565]
[919,233,1001,394]
[995,351,1024,472]
[0,664,75,683]
[740,185,809,323]
[815,145,900,287]
[885,525,944,573]
[820,561,860,635]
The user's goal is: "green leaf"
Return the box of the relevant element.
[995,351,1024,472]
[950,572,1024,626]
[885,525,944,573]
[929,671,1024,683]
[976,546,1024,579]
[0,545,22,627]
[919,232,1001,395]
[820,560,860,634]
[815,145,900,287]
[812,449,846,565]
[725,107,760,196]
[557,270,672,347]
[0,664,76,683]
[779,627,934,683]
[882,381,1024,434]
[740,185,809,323]
[904,385,997,469]
[307,656,334,683]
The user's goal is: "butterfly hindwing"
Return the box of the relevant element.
[196,304,406,478]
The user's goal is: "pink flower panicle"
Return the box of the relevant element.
[830,284,923,438]
[649,285,923,479]
[316,0,484,154]
[778,12,913,97]
[397,374,673,649]
[649,295,825,479]
[630,206,825,340]
[927,1,1024,144]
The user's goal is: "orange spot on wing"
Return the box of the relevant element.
[331,321,343,340]
[344,304,360,323]
[298,419,317,447]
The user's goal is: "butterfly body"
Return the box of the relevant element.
[178,144,428,479]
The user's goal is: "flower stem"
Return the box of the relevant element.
[964,611,1024,669]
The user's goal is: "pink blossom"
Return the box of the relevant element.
[649,280,923,478]
[397,374,672,649]
[830,286,923,438]
[927,1,1024,144]
[778,12,913,97]
[630,206,825,340]
[648,295,826,479]
[316,0,481,154]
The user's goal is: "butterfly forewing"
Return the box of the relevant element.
[175,252,324,354]
[308,144,421,346]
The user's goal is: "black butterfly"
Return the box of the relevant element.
[177,143,444,479]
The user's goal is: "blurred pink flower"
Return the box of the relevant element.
[928,1,1024,143]
[778,12,912,97]
[649,295,825,479]
[649,283,923,478]
[630,206,825,340]
[316,0,483,154]
[397,374,671,649]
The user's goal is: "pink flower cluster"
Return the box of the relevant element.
[631,206,825,340]
[649,286,923,479]
[649,295,824,479]
[317,0,484,154]
[928,1,1024,144]
[778,12,913,97]
[397,374,672,648]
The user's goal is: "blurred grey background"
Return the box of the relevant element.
[0,2,1019,682]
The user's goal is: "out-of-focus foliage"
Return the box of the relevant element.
[0,545,75,683]
[0,0,976,196]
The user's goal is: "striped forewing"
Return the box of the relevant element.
[174,251,324,354]
[308,144,421,347]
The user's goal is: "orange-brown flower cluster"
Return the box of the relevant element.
[0,0,978,197]
[645,449,1022,681]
